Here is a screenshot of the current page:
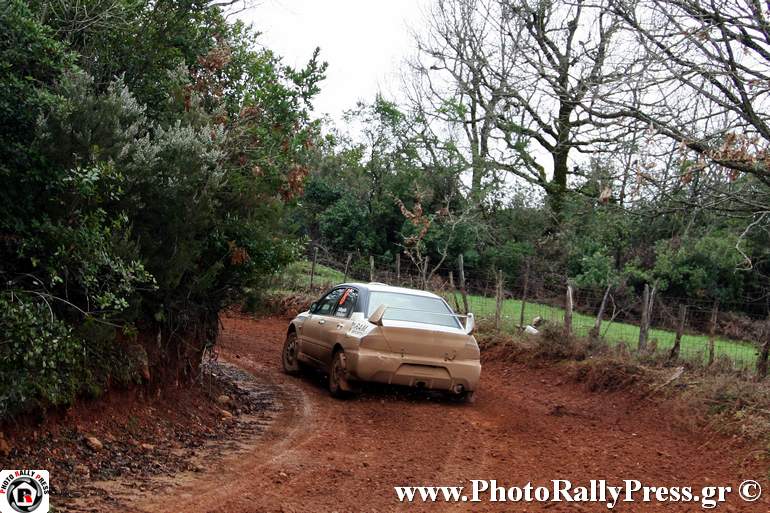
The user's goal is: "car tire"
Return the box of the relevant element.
[282,331,301,375]
[328,350,352,398]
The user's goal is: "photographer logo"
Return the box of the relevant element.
[0,471,49,513]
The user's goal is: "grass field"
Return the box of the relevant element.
[269,260,348,291]
[272,261,758,368]
[448,292,757,367]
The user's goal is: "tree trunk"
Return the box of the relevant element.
[470,158,484,205]
[548,151,569,217]
[548,100,573,218]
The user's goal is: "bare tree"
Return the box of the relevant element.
[598,0,770,185]
[395,190,475,286]
[409,0,627,213]
[565,0,770,261]
[407,0,511,204]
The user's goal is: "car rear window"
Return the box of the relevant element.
[367,291,461,329]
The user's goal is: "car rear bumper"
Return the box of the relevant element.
[346,348,481,392]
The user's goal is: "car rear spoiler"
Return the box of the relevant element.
[368,305,475,334]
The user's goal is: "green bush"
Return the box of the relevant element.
[0,298,83,416]
[0,0,325,418]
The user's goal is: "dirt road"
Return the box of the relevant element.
[106,315,766,512]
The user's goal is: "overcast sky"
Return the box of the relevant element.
[238,0,429,121]
[235,0,554,189]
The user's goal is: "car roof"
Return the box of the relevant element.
[338,282,443,299]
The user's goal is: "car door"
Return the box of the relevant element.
[302,288,345,363]
[317,287,359,365]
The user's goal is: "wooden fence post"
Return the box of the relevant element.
[638,284,650,352]
[369,255,375,282]
[495,269,504,332]
[449,271,460,311]
[458,254,469,315]
[396,253,401,284]
[756,319,770,380]
[707,300,718,366]
[669,304,686,360]
[564,283,574,336]
[343,253,352,283]
[421,256,429,289]
[309,247,318,290]
[519,258,530,329]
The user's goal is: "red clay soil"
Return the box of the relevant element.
[80,315,768,512]
[0,365,252,505]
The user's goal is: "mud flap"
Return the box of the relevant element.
[337,352,354,392]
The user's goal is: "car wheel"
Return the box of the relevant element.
[328,350,352,398]
[282,332,301,375]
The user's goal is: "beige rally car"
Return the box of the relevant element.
[282,282,481,402]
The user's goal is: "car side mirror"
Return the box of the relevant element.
[465,312,475,334]
[368,304,386,326]
[309,302,317,313]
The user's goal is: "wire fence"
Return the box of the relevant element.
[267,249,770,376]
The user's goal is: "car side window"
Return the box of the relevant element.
[314,288,344,316]
[333,288,358,318]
